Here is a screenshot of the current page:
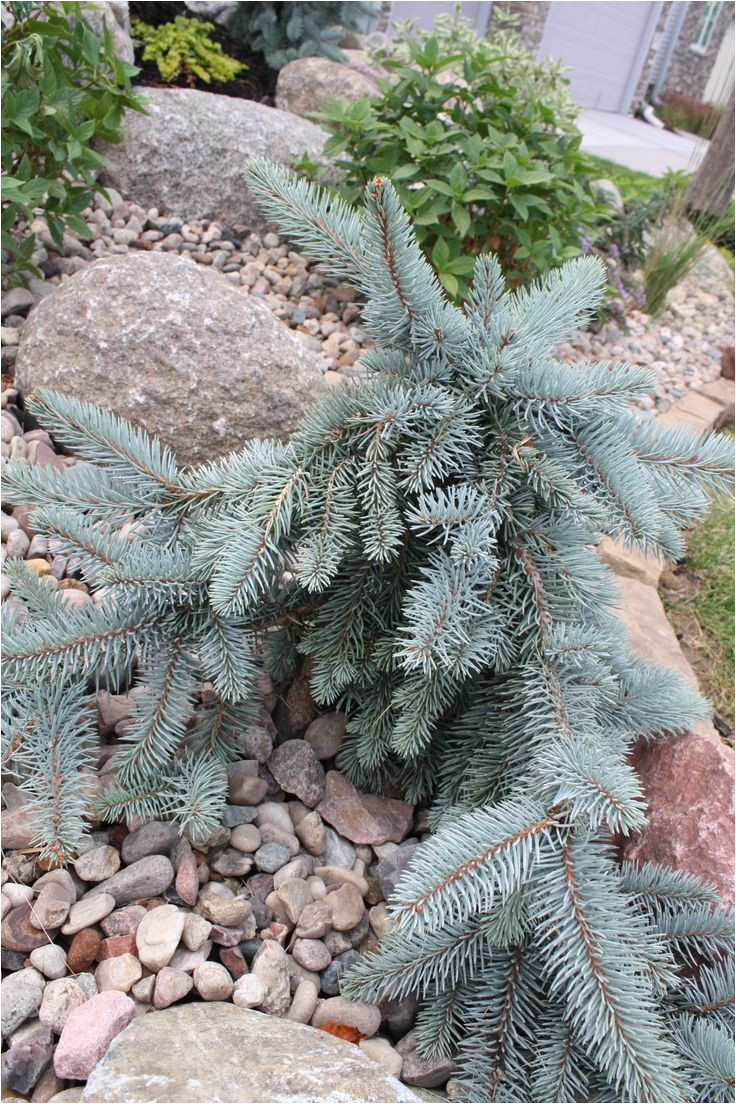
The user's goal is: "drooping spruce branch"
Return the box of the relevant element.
[1,162,733,1101]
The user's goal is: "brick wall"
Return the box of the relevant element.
[662,1,732,101]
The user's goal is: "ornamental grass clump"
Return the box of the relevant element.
[2,162,734,1101]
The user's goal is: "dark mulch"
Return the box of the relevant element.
[129,1,277,105]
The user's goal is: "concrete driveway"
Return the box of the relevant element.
[579,109,708,176]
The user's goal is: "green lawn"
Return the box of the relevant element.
[585,155,662,201]
[661,494,736,739]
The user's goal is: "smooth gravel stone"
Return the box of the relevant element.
[312,996,381,1039]
[314,865,369,895]
[38,978,86,1035]
[323,827,356,869]
[196,889,254,930]
[75,974,98,1001]
[228,761,268,806]
[121,821,179,864]
[130,976,154,1004]
[61,894,116,935]
[2,949,29,971]
[294,899,331,939]
[292,938,331,972]
[193,962,233,1001]
[211,848,253,877]
[255,802,293,835]
[222,804,258,828]
[85,855,174,906]
[73,846,120,883]
[320,949,360,996]
[324,911,370,956]
[272,857,312,890]
[168,941,212,973]
[295,811,325,855]
[30,882,74,930]
[230,823,261,853]
[95,954,142,994]
[369,903,392,939]
[259,823,300,856]
[276,878,313,925]
[2,903,58,951]
[396,1031,456,1088]
[53,991,136,1080]
[304,712,346,760]
[359,1037,403,1079]
[210,924,244,947]
[0,1024,54,1096]
[286,978,319,1024]
[1,968,46,1038]
[328,883,365,932]
[219,946,247,979]
[254,843,291,874]
[97,933,137,960]
[135,904,185,972]
[232,974,267,1009]
[152,968,193,1010]
[251,941,290,1015]
[30,944,68,980]
[100,904,146,937]
[182,912,211,951]
[3,883,35,908]
[33,869,78,902]
[66,929,101,972]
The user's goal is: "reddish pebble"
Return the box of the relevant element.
[54,991,136,1079]
[175,852,199,907]
[67,928,101,972]
[96,933,137,961]
[219,946,247,979]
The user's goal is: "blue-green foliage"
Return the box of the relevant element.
[227,1,377,70]
[1,160,733,1101]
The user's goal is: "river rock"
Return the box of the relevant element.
[61,894,115,935]
[98,87,328,228]
[396,1030,456,1088]
[193,962,233,1001]
[0,1023,54,1096]
[268,740,325,807]
[2,903,56,952]
[134,904,185,971]
[304,712,347,760]
[15,253,329,466]
[251,941,291,1015]
[312,996,381,1038]
[121,821,180,864]
[84,854,174,906]
[317,772,413,845]
[80,1004,421,1102]
[153,968,193,1010]
[95,953,142,994]
[29,944,68,980]
[376,844,420,903]
[38,978,86,1035]
[1,968,46,1038]
[54,992,136,1080]
[73,845,120,883]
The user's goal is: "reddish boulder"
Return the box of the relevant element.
[66,928,101,973]
[624,730,735,905]
[316,772,413,846]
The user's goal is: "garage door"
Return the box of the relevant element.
[537,1,663,113]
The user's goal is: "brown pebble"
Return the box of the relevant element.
[67,927,101,972]
[219,946,247,979]
[1,903,55,951]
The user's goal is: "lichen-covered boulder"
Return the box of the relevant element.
[275,56,377,119]
[15,252,328,466]
[97,87,329,229]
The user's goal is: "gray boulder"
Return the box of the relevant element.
[81,1003,421,1102]
[84,2,134,63]
[275,56,378,119]
[15,252,328,467]
[98,87,329,229]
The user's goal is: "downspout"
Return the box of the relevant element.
[651,1,690,101]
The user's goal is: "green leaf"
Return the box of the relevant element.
[431,237,451,268]
[451,205,471,237]
[437,270,459,297]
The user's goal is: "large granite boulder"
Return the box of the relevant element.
[15,252,328,466]
[617,575,735,905]
[275,56,378,119]
[84,1,134,63]
[80,1003,421,1102]
[98,87,329,230]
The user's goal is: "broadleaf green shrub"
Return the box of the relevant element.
[316,18,601,295]
[1,0,146,279]
[227,1,377,71]
[131,15,245,85]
